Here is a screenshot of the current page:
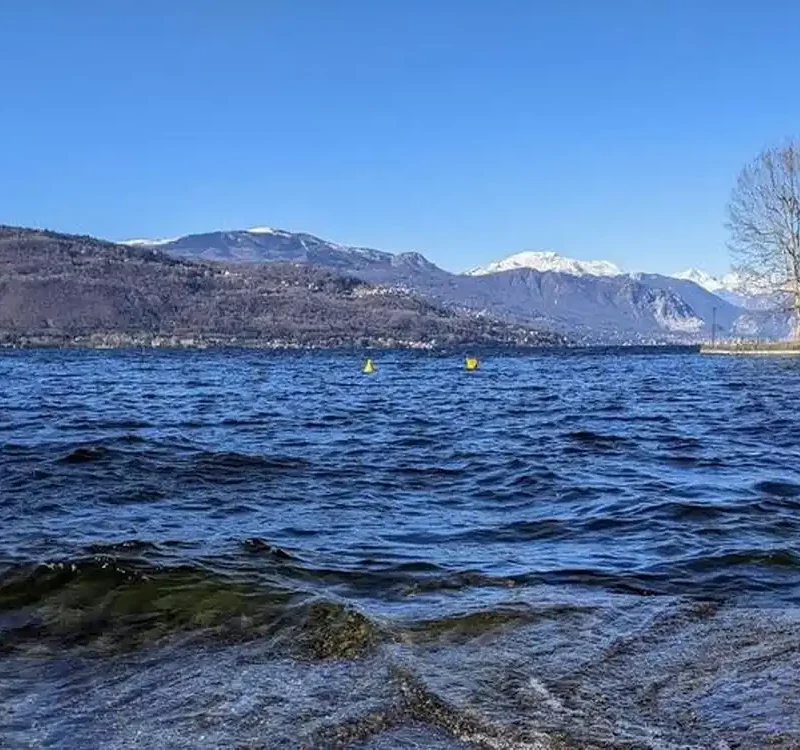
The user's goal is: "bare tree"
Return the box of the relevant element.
[727,140,800,339]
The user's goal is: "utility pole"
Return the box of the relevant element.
[711,306,717,347]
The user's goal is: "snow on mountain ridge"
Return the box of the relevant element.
[673,268,755,294]
[673,268,751,293]
[674,268,727,292]
[247,226,284,235]
[121,237,180,247]
[468,251,623,278]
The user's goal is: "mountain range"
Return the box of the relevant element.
[0,226,561,349]
[122,227,789,343]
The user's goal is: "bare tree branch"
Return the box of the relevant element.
[727,139,800,338]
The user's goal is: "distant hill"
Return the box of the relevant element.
[0,226,563,348]
[126,226,439,275]
[137,227,777,342]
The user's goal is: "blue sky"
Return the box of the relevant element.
[1,1,797,275]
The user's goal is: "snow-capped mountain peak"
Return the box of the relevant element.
[467,251,623,278]
[673,268,727,292]
[247,226,289,235]
[673,268,749,294]
[121,237,180,247]
[672,268,778,309]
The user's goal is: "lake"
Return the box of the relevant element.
[2,348,800,749]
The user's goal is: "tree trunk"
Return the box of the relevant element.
[792,238,800,341]
[794,277,800,341]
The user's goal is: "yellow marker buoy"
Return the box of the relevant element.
[465,356,479,371]
[362,358,375,374]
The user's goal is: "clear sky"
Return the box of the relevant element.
[1,1,798,275]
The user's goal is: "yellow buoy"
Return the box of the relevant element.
[465,356,479,371]
[362,358,375,374]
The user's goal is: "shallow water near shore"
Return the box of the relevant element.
[2,348,800,748]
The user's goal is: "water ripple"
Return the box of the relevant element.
[2,348,800,747]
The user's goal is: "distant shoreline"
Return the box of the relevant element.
[0,334,701,355]
[701,341,800,355]
[0,333,551,351]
